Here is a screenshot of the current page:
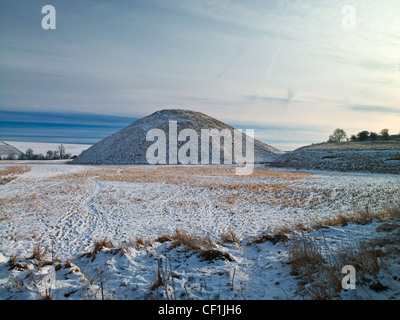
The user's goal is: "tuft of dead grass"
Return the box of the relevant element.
[247,226,290,245]
[29,243,48,262]
[130,237,152,250]
[80,238,115,261]
[287,234,326,277]
[92,238,114,255]
[198,249,234,262]
[220,229,240,245]
[156,229,234,262]
[168,229,213,251]
[150,258,167,291]
[7,255,28,271]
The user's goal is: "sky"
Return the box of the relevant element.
[0,0,399,150]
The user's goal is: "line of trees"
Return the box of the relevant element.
[1,144,75,160]
[24,144,72,160]
[328,128,395,143]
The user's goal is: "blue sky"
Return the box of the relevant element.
[1,0,399,150]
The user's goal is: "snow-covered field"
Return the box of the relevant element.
[0,163,399,300]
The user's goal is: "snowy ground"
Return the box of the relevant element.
[0,163,399,300]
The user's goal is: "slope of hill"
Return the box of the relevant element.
[73,109,283,165]
[271,142,400,173]
[0,142,23,158]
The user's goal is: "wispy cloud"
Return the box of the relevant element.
[245,90,295,105]
[349,105,400,114]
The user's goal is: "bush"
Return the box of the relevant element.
[357,131,369,141]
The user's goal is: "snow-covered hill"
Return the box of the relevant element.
[73,109,283,165]
[271,142,400,173]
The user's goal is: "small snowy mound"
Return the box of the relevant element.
[73,109,282,165]
[271,143,400,173]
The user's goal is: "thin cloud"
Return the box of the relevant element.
[349,105,400,114]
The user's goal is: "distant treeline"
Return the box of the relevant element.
[1,144,77,160]
[328,128,400,143]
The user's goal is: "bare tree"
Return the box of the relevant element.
[46,150,54,160]
[328,128,347,143]
[58,144,65,159]
[357,131,369,141]
[369,132,378,141]
[380,128,389,141]
[25,148,34,160]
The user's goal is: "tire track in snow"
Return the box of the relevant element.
[81,177,125,244]
[38,169,96,256]
[82,177,107,240]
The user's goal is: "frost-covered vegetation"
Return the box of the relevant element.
[1,164,399,300]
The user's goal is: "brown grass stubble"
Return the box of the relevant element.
[0,165,31,184]
[92,166,315,208]
[1,169,91,221]
[286,204,400,299]
[66,165,392,212]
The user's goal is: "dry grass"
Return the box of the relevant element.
[163,229,213,251]
[1,167,110,222]
[155,229,233,262]
[0,165,31,184]
[92,238,115,254]
[287,234,326,277]
[150,258,168,291]
[148,257,179,300]
[287,232,393,299]
[198,249,234,262]
[1,170,88,220]
[220,229,240,245]
[10,163,389,223]
[242,203,400,299]
[287,203,400,299]
[4,165,312,222]
[305,141,400,150]
[247,226,291,245]
[93,166,310,186]
[29,243,48,262]
[312,203,400,231]
[169,200,200,207]
[211,183,315,208]
[155,234,174,243]
[7,255,28,271]
[80,238,115,261]
[130,237,152,250]
[247,203,399,247]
